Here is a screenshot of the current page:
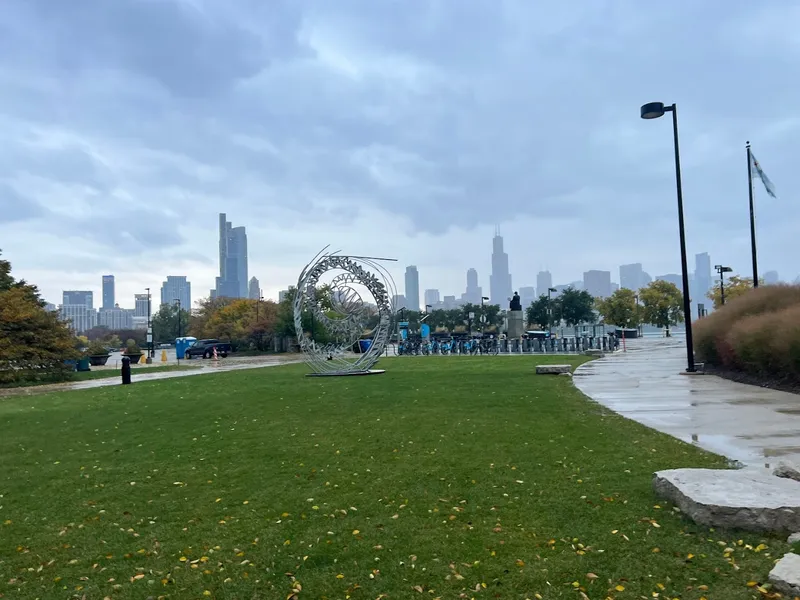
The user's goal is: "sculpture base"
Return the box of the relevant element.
[305,369,386,378]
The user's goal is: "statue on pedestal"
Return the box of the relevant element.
[509,291,522,312]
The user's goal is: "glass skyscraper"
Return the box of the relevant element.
[214,213,248,298]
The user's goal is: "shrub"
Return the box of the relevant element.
[86,340,109,356]
[125,339,142,355]
[694,284,800,384]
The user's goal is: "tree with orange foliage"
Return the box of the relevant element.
[0,250,78,384]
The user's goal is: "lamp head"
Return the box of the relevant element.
[640,102,666,119]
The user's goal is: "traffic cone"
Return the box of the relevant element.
[161,350,168,363]
[212,346,219,362]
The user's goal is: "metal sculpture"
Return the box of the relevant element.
[293,248,396,376]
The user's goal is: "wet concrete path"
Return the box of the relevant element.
[573,338,800,469]
[0,355,303,398]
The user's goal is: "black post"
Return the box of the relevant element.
[175,298,181,364]
[668,104,696,372]
[146,287,153,362]
[720,272,726,306]
[547,289,552,336]
[121,356,132,385]
[746,141,759,288]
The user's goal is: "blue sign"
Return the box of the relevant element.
[398,321,409,328]
[421,323,431,338]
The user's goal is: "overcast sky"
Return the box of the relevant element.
[1,0,798,307]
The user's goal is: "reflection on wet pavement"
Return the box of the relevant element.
[573,337,800,469]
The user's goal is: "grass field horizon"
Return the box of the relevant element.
[0,357,787,599]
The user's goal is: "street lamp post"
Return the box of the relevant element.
[145,287,153,363]
[547,287,557,336]
[641,101,696,372]
[480,296,489,332]
[255,289,264,350]
[715,265,733,306]
[174,298,182,364]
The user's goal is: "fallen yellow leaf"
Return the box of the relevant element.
[615,584,625,592]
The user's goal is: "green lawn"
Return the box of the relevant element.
[0,364,198,389]
[0,357,786,599]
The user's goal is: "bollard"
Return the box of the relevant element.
[161,349,168,362]
[121,356,132,385]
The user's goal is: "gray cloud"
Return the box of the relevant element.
[0,184,44,223]
[0,0,798,294]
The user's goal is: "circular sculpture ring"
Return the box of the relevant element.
[293,248,395,376]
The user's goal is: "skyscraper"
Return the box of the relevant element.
[61,291,96,333]
[583,270,612,298]
[519,286,536,308]
[102,275,115,309]
[134,294,149,317]
[160,276,191,310]
[694,253,711,296]
[63,290,93,309]
[536,271,553,298]
[489,233,512,305]
[463,268,482,304]
[215,213,248,298]
[656,274,683,288]
[404,266,420,311]
[424,289,440,307]
[248,277,261,299]
[619,263,645,291]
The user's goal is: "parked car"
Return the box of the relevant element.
[184,339,232,359]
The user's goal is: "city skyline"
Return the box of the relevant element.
[1,2,797,304]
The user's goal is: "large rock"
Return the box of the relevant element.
[774,461,800,482]
[769,553,800,597]
[536,364,572,375]
[789,532,800,545]
[653,468,800,534]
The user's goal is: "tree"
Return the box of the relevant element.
[525,295,551,329]
[152,303,190,343]
[706,275,762,309]
[0,250,78,384]
[596,288,641,328]
[639,280,684,333]
[558,288,596,327]
[272,287,333,343]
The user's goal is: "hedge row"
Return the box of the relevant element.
[694,284,800,382]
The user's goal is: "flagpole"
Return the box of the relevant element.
[746,141,759,288]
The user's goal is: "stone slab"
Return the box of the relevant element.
[653,468,800,534]
[769,553,800,597]
[536,364,572,375]
[583,349,604,357]
[774,461,800,482]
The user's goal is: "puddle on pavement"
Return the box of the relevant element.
[726,397,780,406]
[763,446,800,457]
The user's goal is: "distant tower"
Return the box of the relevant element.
[215,213,248,298]
[464,268,482,304]
[536,271,552,298]
[102,275,115,309]
[404,266,420,311]
[489,231,512,305]
[248,277,261,299]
